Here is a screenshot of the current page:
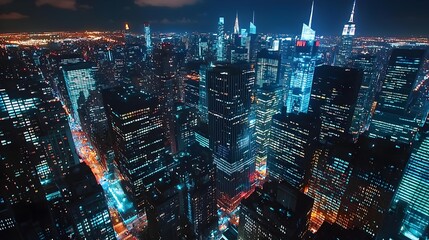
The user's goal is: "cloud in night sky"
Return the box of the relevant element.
[0,12,28,20]
[35,0,77,10]
[134,0,199,8]
[0,0,13,5]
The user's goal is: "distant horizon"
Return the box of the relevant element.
[1,29,429,39]
[1,0,429,37]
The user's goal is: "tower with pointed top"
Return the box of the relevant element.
[249,11,256,35]
[335,0,356,67]
[248,11,259,63]
[234,12,240,35]
[285,0,319,114]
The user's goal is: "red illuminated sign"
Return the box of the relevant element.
[296,40,307,47]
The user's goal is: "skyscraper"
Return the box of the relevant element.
[176,144,217,238]
[368,48,426,144]
[393,132,429,239]
[255,49,281,88]
[207,63,255,212]
[104,87,166,212]
[234,12,240,35]
[335,137,410,237]
[198,64,210,123]
[237,180,313,239]
[0,59,77,239]
[172,103,198,153]
[335,0,357,67]
[153,43,180,153]
[248,12,259,64]
[249,12,256,35]
[59,163,115,239]
[184,72,200,109]
[307,137,411,233]
[217,17,226,62]
[310,65,363,144]
[285,0,320,114]
[144,177,182,240]
[350,54,379,136]
[267,113,319,190]
[307,141,355,231]
[1,59,78,196]
[78,90,112,172]
[255,84,282,167]
[144,22,152,55]
[62,62,97,124]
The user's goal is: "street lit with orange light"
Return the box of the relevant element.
[69,119,146,240]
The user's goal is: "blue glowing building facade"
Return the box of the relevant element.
[285,1,319,114]
[217,17,226,62]
[144,22,152,55]
[393,132,429,239]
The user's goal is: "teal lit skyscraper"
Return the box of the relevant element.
[393,133,429,239]
[144,22,152,54]
[285,0,319,114]
[249,11,256,35]
[217,17,226,62]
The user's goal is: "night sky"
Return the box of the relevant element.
[0,0,428,36]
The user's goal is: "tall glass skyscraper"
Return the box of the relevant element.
[62,62,97,125]
[255,49,281,88]
[393,133,429,239]
[198,64,210,123]
[255,84,282,167]
[217,17,226,62]
[207,64,255,212]
[335,0,356,67]
[369,48,426,144]
[144,22,152,55]
[285,0,320,114]
[153,43,180,153]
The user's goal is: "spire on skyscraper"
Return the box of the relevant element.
[349,0,356,23]
[309,0,314,28]
[301,0,316,41]
[250,12,256,35]
[234,12,240,35]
